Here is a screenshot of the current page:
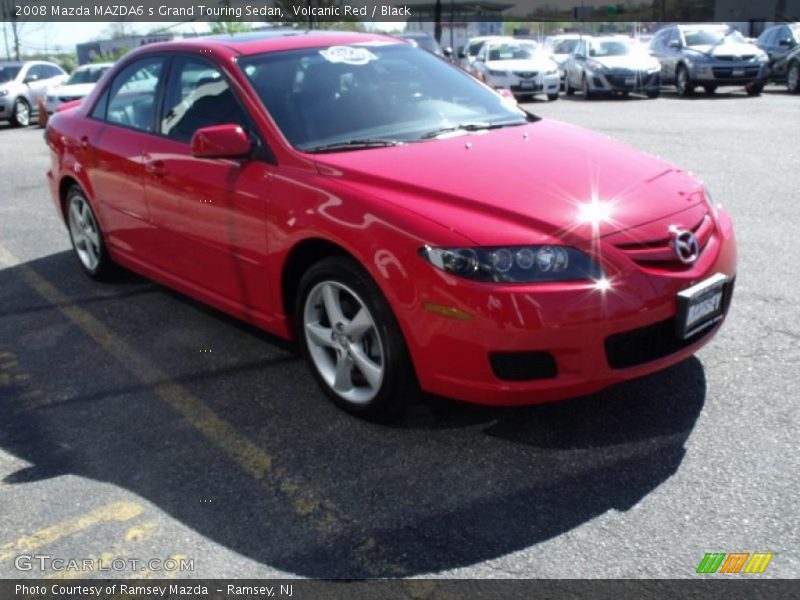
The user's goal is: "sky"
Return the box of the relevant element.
[2,21,403,57]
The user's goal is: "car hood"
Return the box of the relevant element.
[312,120,705,245]
[591,54,660,70]
[50,83,96,97]
[486,58,553,71]
[687,42,761,58]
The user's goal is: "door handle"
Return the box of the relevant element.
[145,159,169,178]
[79,135,89,150]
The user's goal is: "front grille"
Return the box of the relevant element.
[513,71,538,79]
[715,55,756,61]
[615,214,714,269]
[605,278,734,369]
[605,72,660,89]
[712,67,760,79]
[490,351,558,381]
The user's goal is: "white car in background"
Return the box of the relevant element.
[459,35,514,74]
[44,63,113,115]
[473,39,560,101]
[543,34,583,88]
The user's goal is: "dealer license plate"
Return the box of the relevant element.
[676,273,728,339]
[732,68,745,76]
[625,76,635,85]
[519,81,535,89]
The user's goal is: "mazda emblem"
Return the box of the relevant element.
[672,229,699,264]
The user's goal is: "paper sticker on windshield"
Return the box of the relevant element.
[319,46,377,66]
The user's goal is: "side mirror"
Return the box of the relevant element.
[668,40,682,49]
[190,124,251,159]
[574,53,585,60]
[778,38,794,47]
[457,48,467,59]
[443,46,453,58]
[24,74,39,84]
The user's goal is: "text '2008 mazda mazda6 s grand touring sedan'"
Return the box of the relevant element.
[45,31,737,422]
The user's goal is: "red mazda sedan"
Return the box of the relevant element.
[46,31,736,421]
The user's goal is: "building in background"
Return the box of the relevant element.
[406,1,511,54]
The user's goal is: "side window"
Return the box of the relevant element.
[45,65,63,78]
[105,57,164,132]
[27,65,48,81]
[160,56,249,144]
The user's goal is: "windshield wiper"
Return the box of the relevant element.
[421,120,526,139]
[305,139,403,153]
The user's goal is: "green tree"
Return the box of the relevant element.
[209,21,253,35]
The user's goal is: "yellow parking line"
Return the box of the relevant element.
[0,501,143,561]
[0,243,391,574]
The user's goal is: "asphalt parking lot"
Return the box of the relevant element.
[0,85,798,580]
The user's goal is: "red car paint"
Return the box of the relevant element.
[46,33,736,406]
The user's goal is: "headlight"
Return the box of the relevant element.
[0,89,8,97]
[487,69,507,77]
[587,60,607,72]
[420,245,604,283]
[703,185,720,220]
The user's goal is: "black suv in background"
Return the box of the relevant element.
[756,23,800,93]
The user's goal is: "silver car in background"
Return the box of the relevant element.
[44,63,113,115]
[0,61,66,127]
[563,36,662,98]
[650,24,769,96]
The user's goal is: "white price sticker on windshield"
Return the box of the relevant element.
[319,46,378,66]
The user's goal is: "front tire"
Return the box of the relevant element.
[10,98,30,127]
[66,185,116,280]
[581,75,594,99]
[787,62,800,93]
[296,256,418,422]
[547,92,559,101]
[646,90,661,99]
[746,81,764,96]
[676,65,694,97]
[703,84,717,94]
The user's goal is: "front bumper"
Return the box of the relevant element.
[687,62,768,85]
[587,69,662,93]
[0,95,12,119]
[486,72,560,97]
[400,208,737,406]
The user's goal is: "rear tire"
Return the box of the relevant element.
[703,84,717,94]
[787,62,800,93]
[565,80,575,96]
[296,256,418,422]
[10,98,30,127]
[646,90,661,99]
[65,185,117,281]
[547,93,559,101]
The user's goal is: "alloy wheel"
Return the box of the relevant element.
[14,100,30,127]
[303,280,385,405]
[68,194,101,271]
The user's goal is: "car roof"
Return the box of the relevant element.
[154,30,401,56]
[75,62,114,69]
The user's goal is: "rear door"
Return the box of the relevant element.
[145,54,273,311]
[85,56,167,265]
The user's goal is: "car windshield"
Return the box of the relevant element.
[66,66,110,85]
[403,35,441,55]
[488,43,536,61]
[239,43,528,152]
[589,39,637,57]
[683,28,745,46]
[0,65,21,83]
[552,39,579,54]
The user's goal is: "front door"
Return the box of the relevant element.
[145,55,273,314]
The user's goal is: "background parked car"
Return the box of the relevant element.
[44,62,113,116]
[458,36,513,74]
[543,34,582,89]
[0,61,66,127]
[473,39,560,101]
[756,22,800,92]
[650,24,769,96]
[397,32,449,59]
[563,36,661,98]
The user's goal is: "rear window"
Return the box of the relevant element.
[0,65,20,83]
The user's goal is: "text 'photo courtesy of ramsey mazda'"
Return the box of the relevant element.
[45,31,737,422]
